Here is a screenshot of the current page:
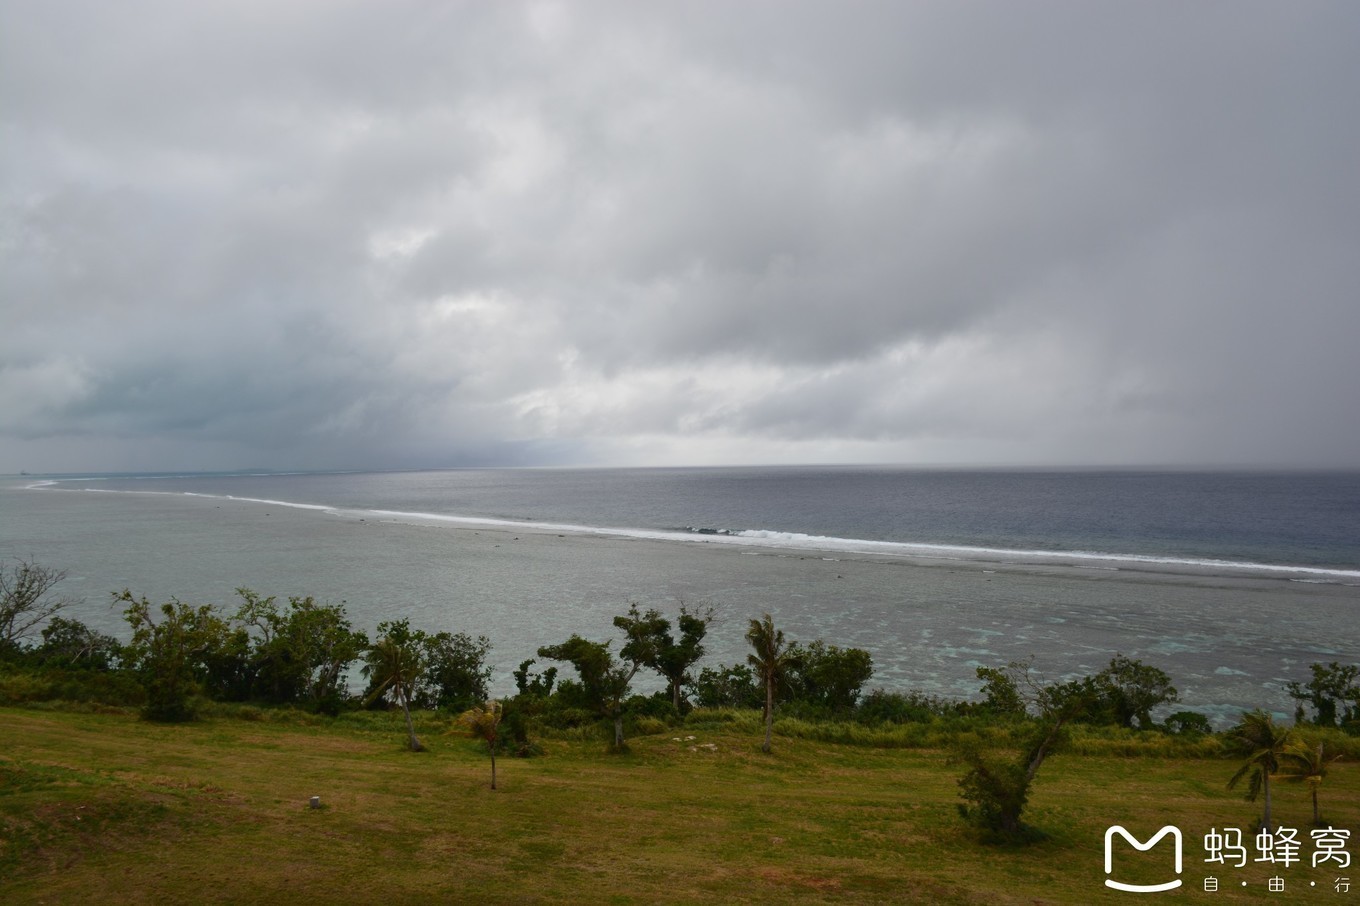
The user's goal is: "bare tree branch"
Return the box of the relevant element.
[0,558,78,646]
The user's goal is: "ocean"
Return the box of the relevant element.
[3,467,1358,724]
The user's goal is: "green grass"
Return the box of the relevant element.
[2,706,1356,904]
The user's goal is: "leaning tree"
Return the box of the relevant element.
[1226,709,1293,830]
[538,635,641,751]
[613,602,715,712]
[363,620,427,752]
[1280,741,1342,826]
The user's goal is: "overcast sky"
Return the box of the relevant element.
[3,1,1358,473]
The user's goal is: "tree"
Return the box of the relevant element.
[118,590,228,722]
[1225,710,1293,829]
[975,665,1027,717]
[37,617,122,670]
[1,558,76,653]
[1164,710,1214,736]
[196,614,253,702]
[956,750,1033,839]
[501,659,556,758]
[784,640,874,712]
[417,631,493,713]
[236,590,368,712]
[745,614,795,754]
[955,658,1094,837]
[1279,741,1342,826]
[513,658,556,699]
[1286,662,1360,729]
[459,700,505,789]
[691,663,763,710]
[538,635,640,750]
[1089,654,1179,730]
[613,602,714,712]
[233,589,288,700]
[362,620,426,752]
[287,597,368,712]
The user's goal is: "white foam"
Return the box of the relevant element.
[28,480,1360,581]
[183,492,333,513]
[732,529,1360,580]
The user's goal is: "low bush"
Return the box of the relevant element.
[0,665,145,708]
[855,689,959,724]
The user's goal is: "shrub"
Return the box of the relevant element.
[784,641,874,712]
[856,689,957,725]
[626,692,679,723]
[691,664,762,710]
[0,665,145,707]
[0,669,54,704]
[954,744,1042,841]
[498,701,544,757]
[1164,710,1214,737]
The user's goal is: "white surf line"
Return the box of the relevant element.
[26,481,1360,581]
[27,482,342,515]
[182,492,335,512]
[730,530,1360,580]
[349,508,1360,580]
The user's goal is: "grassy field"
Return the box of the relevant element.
[3,705,1357,904]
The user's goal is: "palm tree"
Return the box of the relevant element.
[745,613,793,754]
[1279,741,1342,825]
[363,628,425,752]
[459,700,504,789]
[1225,710,1292,828]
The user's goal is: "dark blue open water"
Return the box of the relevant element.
[32,467,1360,574]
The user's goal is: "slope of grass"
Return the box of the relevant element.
[3,706,1356,904]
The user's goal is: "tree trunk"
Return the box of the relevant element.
[614,714,624,749]
[672,678,682,712]
[1025,718,1066,782]
[400,688,422,752]
[762,674,774,754]
[1262,772,1272,829]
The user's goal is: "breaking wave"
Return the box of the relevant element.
[26,480,1360,583]
[682,527,1360,581]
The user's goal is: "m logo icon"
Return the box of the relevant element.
[1104,825,1183,892]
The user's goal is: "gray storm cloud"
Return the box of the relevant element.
[2,1,1358,472]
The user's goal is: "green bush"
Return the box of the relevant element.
[855,689,957,724]
[1164,710,1214,736]
[0,669,54,704]
[690,664,762,710]
[1063,724,1223,758]
[0,665,145,707]
[626,691,679,723]
[954,745,1041,840]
